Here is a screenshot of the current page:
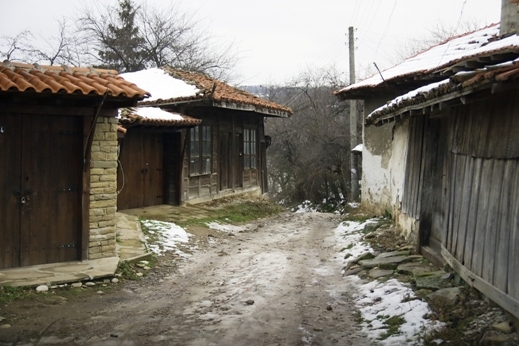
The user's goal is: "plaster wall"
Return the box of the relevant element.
[361,99,417,240]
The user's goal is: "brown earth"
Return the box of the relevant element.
[0,212,370,346]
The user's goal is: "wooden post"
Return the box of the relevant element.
[349,26,360,201]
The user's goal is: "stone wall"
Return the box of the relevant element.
[89,116,118,259]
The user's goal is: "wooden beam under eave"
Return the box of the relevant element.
[490,52,518,62]
[464,60,484,69]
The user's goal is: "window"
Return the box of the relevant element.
[244,128,257,169]
[190,125,211,175]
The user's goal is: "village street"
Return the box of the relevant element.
[0,212,370,346]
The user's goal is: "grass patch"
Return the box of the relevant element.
[421,288,485,345]
[378,315,405,340]
[353,310,364,324]
[344,214,373,223]
[0,286,33,304]
[175,201,284,228]
[116,261,141,281]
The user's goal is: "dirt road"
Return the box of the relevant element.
[1,212,370,345]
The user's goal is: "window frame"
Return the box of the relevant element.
[189,125,212,176]
[243,128,257,170]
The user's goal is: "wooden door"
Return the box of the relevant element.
[0,114,22,268]
[0,113,82,269]
[234,133,243,188]
[117,131,164,210]
[164,133,182,205]
[219,133,232,190]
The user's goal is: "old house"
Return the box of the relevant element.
[335,1,519,319]
[0,62,149,269]
[117,107,201,210]
[120,67,292,206]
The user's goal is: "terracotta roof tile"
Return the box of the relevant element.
[138,67,293,116]
[0,61,151,100]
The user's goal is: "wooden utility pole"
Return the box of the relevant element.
[349,26,360,201]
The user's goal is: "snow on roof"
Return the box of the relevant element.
[133,107,183,121]
[121,68,200,102]
[335,24,519,96]
[365,57,519,126]
[366,79,451,123]
[118,107,201,127]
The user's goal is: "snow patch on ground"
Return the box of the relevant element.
[206,222,246,233]
[140,219,194,257]
[293,200,318,213]
[333,219,440,345]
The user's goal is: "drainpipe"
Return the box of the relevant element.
[501,0,519,36]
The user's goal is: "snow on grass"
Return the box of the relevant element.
[140,219,194,257]
[334,219,379,265]
[293,200,318,213]
[334,219,441,345]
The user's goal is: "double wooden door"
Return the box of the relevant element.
[0,113,83,269]
[117,131,164,210]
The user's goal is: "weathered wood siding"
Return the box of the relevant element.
[444,93,519,300]
[180,108,265,204]
[403,116,448,251]
[403,89,519,314]
[164,132,183,205]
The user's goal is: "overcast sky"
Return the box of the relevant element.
[0,0,502,86]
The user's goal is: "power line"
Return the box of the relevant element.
[375,0,398,54]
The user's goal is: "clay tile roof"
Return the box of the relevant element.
[0,61,151,100]
[127,67,292,117]
[119,107,202,128]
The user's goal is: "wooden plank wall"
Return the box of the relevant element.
[182,110,264,203]
[444,90,519,302]
[402,116,425,219]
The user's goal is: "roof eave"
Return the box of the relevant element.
[213,100,292,118]
[367,80,515,127]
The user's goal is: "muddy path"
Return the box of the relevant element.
[1,212,370,346]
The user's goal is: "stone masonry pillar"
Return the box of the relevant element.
[88,117,118,259]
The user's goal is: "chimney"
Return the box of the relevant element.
[501,0,519,36]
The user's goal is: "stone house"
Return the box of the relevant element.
[0,62,149,269]
[120,67,292,207]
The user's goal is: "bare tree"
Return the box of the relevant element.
[1,0,237,80]
[32,19,82,66]
[264,66,355,207]
[0,31,33,62]
[76,0,237,78]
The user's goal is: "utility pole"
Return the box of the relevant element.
[349,26,360,201]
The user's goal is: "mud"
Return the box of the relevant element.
[0,212,369,346]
